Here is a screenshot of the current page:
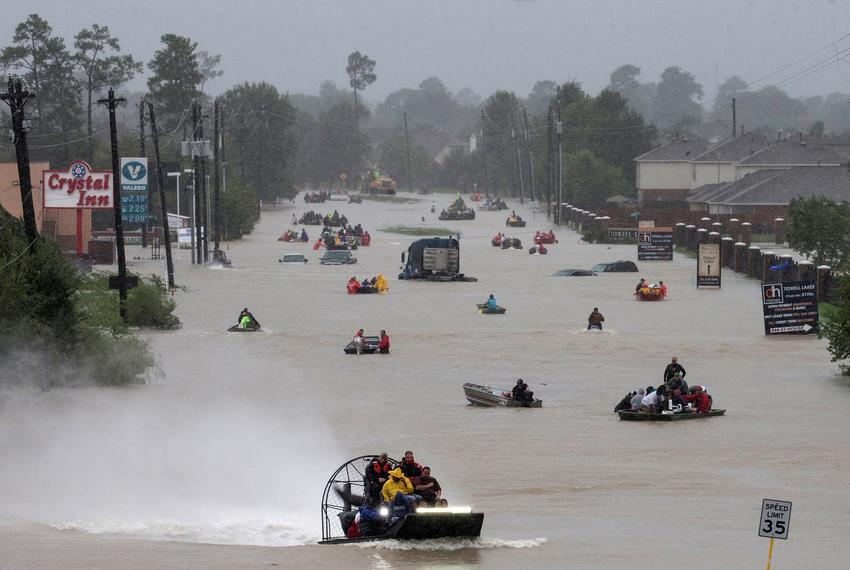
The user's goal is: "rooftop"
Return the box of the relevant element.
[688,165,850,206]
[738,139,844,166]
[692,134,772,163]
[635,136,710,162]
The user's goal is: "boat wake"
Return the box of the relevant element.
[49,517,316,547]
[354,537,547,551]
[567,329,618,335]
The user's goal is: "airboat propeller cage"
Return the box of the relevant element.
[320,455,400,541]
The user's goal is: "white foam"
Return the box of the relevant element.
[355,537,547,551]
[50,517,317,547]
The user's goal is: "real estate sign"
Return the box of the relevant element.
[42,161,113,209]
[697,243,721,287]
[637,228,673,261]
[761,280,818,335]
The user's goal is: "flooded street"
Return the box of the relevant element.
[2,194,849,569]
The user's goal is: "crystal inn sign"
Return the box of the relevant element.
[43,161,114,209]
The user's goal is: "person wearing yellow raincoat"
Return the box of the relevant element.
[381,468,414,503]
[375,273,389,294]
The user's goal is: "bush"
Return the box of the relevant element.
[127,275,181,329]
[819,275,850,375]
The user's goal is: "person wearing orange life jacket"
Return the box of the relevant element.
[365,452,391,502]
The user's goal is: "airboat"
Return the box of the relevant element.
[319,455,485,544]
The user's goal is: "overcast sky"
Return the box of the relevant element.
[6,0,850,105]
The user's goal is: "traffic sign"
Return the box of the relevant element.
[759,499,791,540]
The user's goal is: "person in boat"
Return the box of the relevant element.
[361,277,371,289]
[659,280,668,297]
[587,307,605,330]
[355,502,386,537]
[353,328,366,354]
[683,385,711,413]
[666,371,688,396]
[291,213,297,225]
[400,451,422,478]
[511,379,533,405]
[614,391,635,412]
[378,330,390,353]
[381,468,417,506]
[412,466,442,506]
[639,386,659,413]
[630,388,645,411]
[663,357,686,384]
[669,389,686,413]
[430,201,436,213]
[237,307,256,329]
[484,294,498,311]
[375,273,389,294]
[347,277,360,294]
[366,452,391,503]
[492,233,503,246]
[635,278,646,293]
[300,228,308,241]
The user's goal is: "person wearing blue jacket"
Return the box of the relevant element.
[485,294,497,310]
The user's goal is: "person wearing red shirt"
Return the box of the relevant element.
[378,330,390,354]
[659,280,668,297]
[683,386,710,413]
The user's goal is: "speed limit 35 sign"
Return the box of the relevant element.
[759,499,792,539]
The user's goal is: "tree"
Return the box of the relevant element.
[346,50,376,115]
[147,34,204,133]
[221,82,297,202]
[455,87,481,108]
[654,66,704,132]
[609,64,656,121]
[787,196,850,268]
[819,276,850,374]
[481,91,519,196]
[715,75,748,109]
[563,149,623,209]
[74,24,142,162]
[526,80,558,116]
[198,50,222,93]
[1,14,84,165]
[377,132,433,188]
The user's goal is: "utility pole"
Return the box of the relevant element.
[99,89,129,322]
[480,110,493,197]
[1,77,38,245]
[403,112,414,192]
[731,97,737,138]
[138,98,148,247]
[545,110,552,219]
[213,99,222,253]
[511,99,525,204]
[523,108,536,201]
[555,107,564,226]
[148,103,175,289]
[192,102,201,264]
[198,108,209,263]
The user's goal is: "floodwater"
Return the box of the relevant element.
[1,193,849,569]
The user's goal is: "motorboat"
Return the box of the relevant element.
[462,383,542,408]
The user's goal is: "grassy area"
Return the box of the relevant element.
[359,194,420,204]
[380,226,457,236]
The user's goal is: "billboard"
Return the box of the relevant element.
[43,161,113,209]
[637,229,673,260]
[761,280,818,335]
[697,243,721,287]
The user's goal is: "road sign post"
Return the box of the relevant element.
[759,499,791,570]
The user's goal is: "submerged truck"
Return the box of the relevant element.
[398,237,477,281]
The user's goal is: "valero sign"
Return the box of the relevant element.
[43,161,113,209]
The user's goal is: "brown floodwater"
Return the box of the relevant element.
[1,193,848,569]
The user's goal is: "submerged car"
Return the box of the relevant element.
[280,253,308,264]
[552,268,597,277]
[591,260,639,273]
[320,250,357,265]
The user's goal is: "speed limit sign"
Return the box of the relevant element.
[759,499,792,540]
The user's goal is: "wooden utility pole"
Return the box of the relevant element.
[192,102,200,264]
[1,77,38,245]
[732,97,737,138]
[213,99,222,252]
[511,98,525,204]
[99,89,129,322]
[198,109,209,263]
[138,98,148,247]
[545,110,552,219]
[403,112,414,192]
[523,108,536,201]
[148,103,175,289]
